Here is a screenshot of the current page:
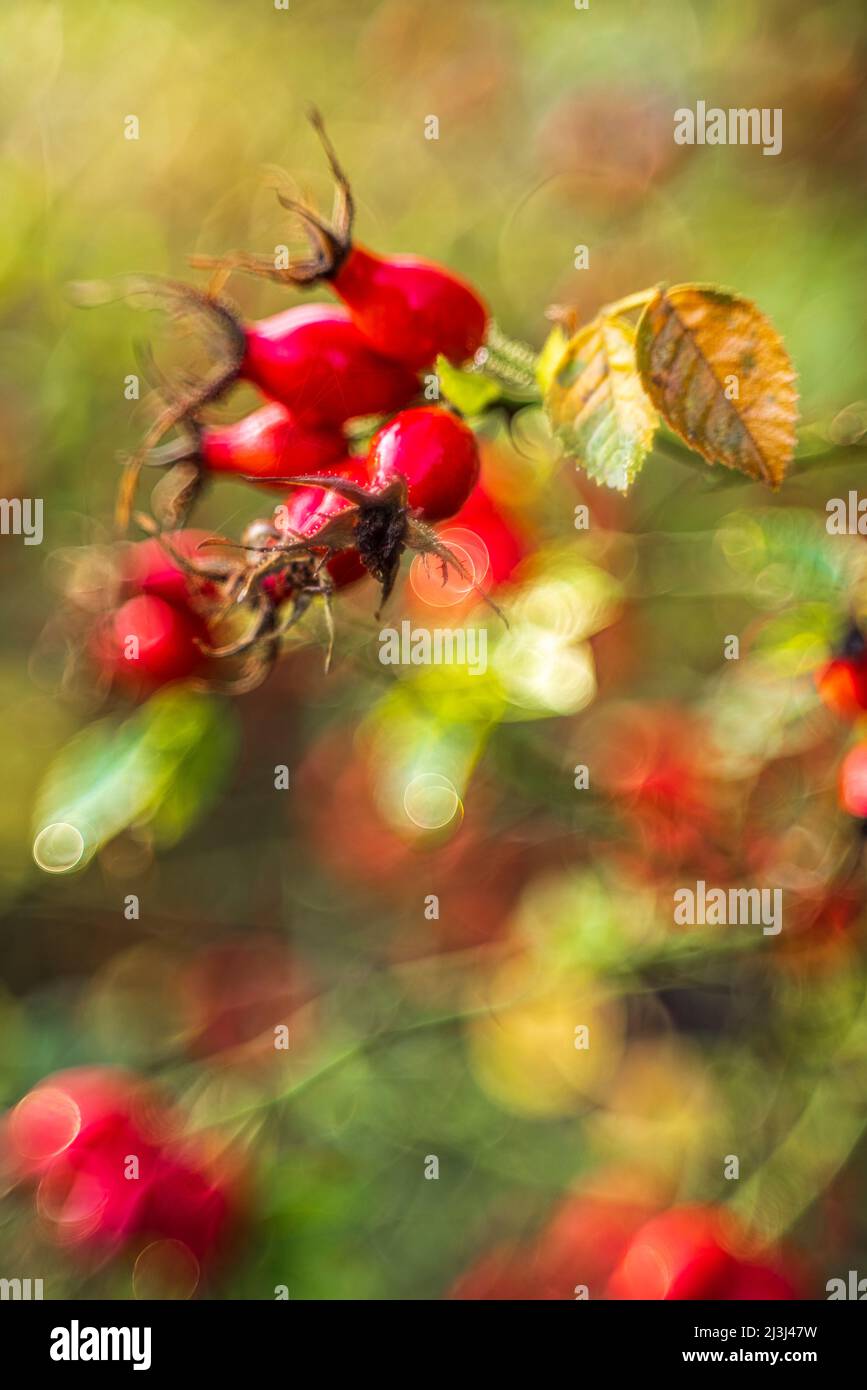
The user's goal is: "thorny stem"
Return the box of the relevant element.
[481,321,540,394]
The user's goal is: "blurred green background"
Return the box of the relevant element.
[1,0,867,1299]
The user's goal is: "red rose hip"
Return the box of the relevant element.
[368,407,480,523]
[95,594,207,693]
[329,245,487,371]
[155,401,347,489]
[240,304,419,426]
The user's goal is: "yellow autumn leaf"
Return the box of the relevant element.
[545,314,659,492]
[535,323,569,394]
[635,284,798,487]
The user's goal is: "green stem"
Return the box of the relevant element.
[652,431,861,488]
[185,929,774,1133]
[184,1001,500,1131]
[482,321,540,393]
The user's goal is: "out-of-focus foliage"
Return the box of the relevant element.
[34,686,238,871]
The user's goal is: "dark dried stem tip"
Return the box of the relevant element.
[189,108,355,289]
[113,280,246,530]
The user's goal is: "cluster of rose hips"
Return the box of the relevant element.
[87,111,493,695]
[5,1068,242,1284]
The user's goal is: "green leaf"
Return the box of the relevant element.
[717,508,852,605]
[435,354,501,416]
[33,685,238,872]
[545,314,659,492]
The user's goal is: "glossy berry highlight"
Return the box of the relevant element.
[94,594,208,694]
[368,406,480,523]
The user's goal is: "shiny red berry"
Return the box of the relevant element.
[95,594,207,693]
[86,280,418,524]
[8,1068,243,1270]
[330,245,487,371]
[446,477,531,587]
[122,530,217,608]
[197,401,346,487]
[368,407,480,523]
[241,304,419,426]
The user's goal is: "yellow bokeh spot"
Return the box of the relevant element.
[403,773,463,831]
[467,958,624,1117]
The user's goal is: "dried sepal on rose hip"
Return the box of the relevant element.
[72,278,419,527]
[129,523,284,694]
[257,471,505,622]
[273,461,369,591]
[191,109,488,371]
[209,521,339,675]
[190,461,370,676]
[253,404,480,524]
[244,411,500,621]
[192,484,363,679]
